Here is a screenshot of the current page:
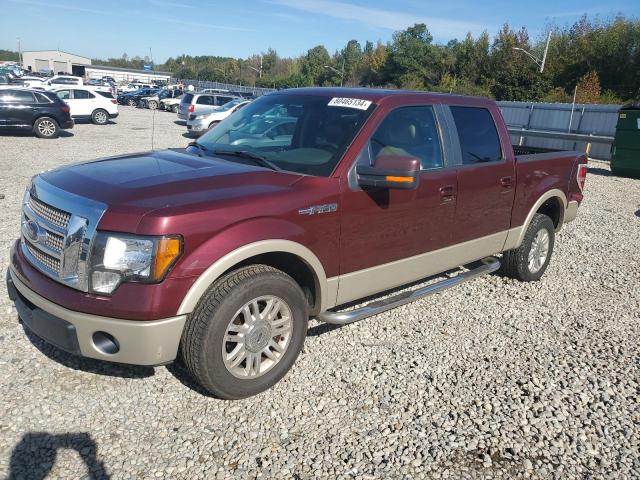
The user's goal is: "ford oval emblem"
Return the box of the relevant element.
[24,220,41,243]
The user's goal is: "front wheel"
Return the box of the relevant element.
[33,117,59,138]
[208,121,220,131]
[91,109,109,125]
[500,213,555,281]
[180,265,308,399]
[127,98,137,106]
[147,100,158,110]
[171,104,179,113]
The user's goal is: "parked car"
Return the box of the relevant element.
[11,75,45,88]
[39,75,83,89]
[6,88,587,399]
[227,116,297,148]
[0,88,73,138]
[177,92,238,120]
[138,88,183,110]
[117,88,160,106]
[160,95,183,113]
[52,87,118,125]
[186,99,250,136]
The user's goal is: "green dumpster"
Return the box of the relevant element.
[611,104,640,179]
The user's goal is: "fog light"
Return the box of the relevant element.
[93,331,120,354]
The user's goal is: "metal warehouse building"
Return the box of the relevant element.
[21,50,172,84]
[22,50,91,74]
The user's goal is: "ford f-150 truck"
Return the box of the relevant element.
[7,88,588,399]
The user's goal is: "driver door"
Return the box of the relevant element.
[337,105,457,305]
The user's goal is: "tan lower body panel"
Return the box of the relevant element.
[10,268,186,366]
[331,231,508,307]
[564,201,579,224]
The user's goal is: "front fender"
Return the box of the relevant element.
[174,218,329,315]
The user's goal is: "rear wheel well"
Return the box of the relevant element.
[536,197,563,229]
[223,252,320,315]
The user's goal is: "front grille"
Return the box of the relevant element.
[21,179,105,292]
[46,231,65,251]
[26,242,61,273]
[28,196,70,229]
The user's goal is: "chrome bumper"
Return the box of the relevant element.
[8,267,186,366]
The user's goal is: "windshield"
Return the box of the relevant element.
[197,94,374,177]
[218,99,243,111]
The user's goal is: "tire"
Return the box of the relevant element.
[147,100,158,110]
[180,265,308,399]
[91,109,109,125]
[171,104,179,113]
[208,121,220,131]
[127,98,137,106]
[33,117,59,139]
[500,213,555,282]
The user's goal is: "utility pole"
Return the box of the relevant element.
[16,37,21,67]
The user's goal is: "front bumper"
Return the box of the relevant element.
[109,112,119,119]
[8,267,186,366]
[187,120,207,134]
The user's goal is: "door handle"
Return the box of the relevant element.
[500,176,513,188]
[439,185,455,203]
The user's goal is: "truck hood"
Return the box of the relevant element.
[40,149,303,225]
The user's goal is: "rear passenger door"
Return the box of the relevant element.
[448,105,515,247]
[0,90,37,126]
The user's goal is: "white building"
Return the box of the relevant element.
[83,65,171,84]
[22,50,91,74]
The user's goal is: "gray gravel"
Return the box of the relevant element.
[0,107,639,479]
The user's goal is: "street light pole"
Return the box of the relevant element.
[513,32,552,73]
[324,58,345,87]
[17,37,22,67]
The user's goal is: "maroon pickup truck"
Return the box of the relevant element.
[8,88,587,398]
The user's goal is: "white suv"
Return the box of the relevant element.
[53,87,119,125]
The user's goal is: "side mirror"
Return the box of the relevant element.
[356,155,421,190]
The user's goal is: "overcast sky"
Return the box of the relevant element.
[1,0,637,61]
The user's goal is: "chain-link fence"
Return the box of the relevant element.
[174,78,276,97]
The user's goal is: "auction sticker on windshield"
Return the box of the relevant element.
[328,97,372,110]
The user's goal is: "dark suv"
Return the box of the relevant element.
[0,88,74,138]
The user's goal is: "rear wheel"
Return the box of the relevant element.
[127,98,137,106]
[500,213,555,282]
[91,109,109,125]
[33,117,59,139]
[180,265,308,399]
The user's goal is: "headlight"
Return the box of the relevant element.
[194,114,208,120]
[89,232,182,295]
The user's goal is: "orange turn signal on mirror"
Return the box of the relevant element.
[385,175,414,183]
[153,237,182,280]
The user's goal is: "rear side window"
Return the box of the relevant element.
[196,95,214,105]
[56,90,71,100]
[450,106,502,165]
[217,96,234,105]
[96,91,114,99]
[73,90,95,99]
[34,92,52,103]
[181,93,193,104]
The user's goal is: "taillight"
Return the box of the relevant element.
[111,99,117,104]
[61,105,70,113]
[576,164,587,191]
[188,104,194,112]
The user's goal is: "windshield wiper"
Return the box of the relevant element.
[212,149,280,171]
[187,141,209,157]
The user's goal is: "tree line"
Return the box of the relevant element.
[4,15,638,103]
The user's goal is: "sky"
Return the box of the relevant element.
[0,0,638,62]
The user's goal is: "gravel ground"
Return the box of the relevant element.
[0,107,639,479]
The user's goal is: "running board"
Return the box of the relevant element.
[318,257,501,325]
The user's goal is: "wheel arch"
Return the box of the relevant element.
[177,240,329,317]
[504,189,567,250]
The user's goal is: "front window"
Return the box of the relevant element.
[196,94,374,177]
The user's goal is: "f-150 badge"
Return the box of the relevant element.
[298,203,338,215]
